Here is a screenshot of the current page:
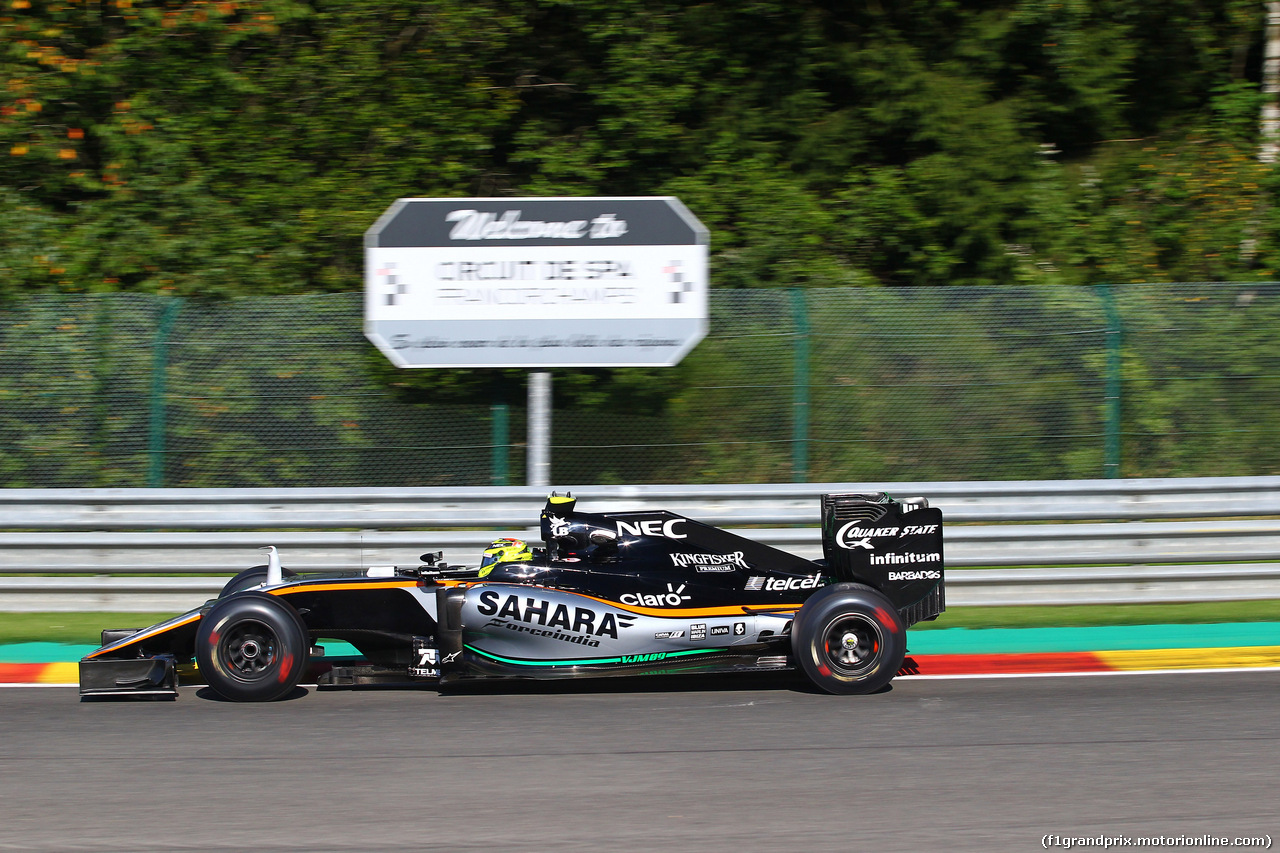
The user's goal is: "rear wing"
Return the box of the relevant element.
[820,493,945,626]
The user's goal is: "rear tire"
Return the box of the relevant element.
[792,583,905,695]
[219,564,299,598]
[196,592,308,702]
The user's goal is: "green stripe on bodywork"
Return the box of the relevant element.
[464,646,729,667]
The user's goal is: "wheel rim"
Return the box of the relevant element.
[819,613,883,678]
[219,619,280,680]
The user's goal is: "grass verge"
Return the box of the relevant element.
[3,601,1280,644]
[1,613,177,645]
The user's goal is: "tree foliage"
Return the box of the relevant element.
[5,1,1280,488]
[1,0,1276,298]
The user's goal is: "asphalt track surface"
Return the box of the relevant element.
[2,671,1277,853]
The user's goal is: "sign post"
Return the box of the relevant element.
[527,371,551,487]
[365,197,710,482]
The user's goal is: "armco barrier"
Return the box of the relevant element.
[2,477,1279,610]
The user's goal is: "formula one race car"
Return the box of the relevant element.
[80,492,944,700]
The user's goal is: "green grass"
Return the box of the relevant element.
[3,601,1280,644]
[0,613,177,645]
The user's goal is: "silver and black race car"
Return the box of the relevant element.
[79,491,944,700]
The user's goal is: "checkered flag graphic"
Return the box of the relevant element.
[377,263,406,306]
[663,261,694,303]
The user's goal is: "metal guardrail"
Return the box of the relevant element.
[3,477,1279,610]
[5,477,1280,527]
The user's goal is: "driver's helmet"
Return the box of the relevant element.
[480,538,533,575]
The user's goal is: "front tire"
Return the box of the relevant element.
[792,583,905,695]
[196,592,308,702]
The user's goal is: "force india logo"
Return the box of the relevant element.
[477,591,635,647]
[836,523,940,550]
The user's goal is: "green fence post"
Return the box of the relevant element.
[791,288,810,482]
[491,401,510,486]
[1097,283,1122,478]
[147,297,182,488]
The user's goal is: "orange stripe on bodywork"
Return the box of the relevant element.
[271,580,420,594]
[463,582,798,619]
[589,592,797,619]
[83,613,203,659]
[607,602,797,618]
[85,582,419,659]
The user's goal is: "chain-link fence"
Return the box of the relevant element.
[3,283,1278,487]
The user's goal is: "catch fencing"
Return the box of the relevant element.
[4,283,1280,488]
[2,476,1279,610]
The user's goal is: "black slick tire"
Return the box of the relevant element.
[196,592,308,702]
[219,564,299,598]
[791,582,906,695]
